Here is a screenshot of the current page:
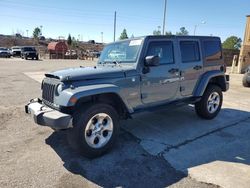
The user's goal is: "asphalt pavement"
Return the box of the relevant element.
[0,58,249,188]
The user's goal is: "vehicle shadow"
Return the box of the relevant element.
[46,106,250,187]
[46,129,185,188]
[122,106,250,171]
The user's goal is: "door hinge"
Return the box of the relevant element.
[141,93,147,99]
[180,86,185,92]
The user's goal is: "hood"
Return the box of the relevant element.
[45,66,129,82]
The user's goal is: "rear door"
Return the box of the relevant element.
[179,39,203,96]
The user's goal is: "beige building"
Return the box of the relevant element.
[238,15,250,73]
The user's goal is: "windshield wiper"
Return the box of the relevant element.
[102,61,122,67]
[112,61,122,66]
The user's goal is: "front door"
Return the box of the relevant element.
[141,40,180,104]
[178,40,203,96]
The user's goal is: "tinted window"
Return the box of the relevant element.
[147,41,174,64]
[23,47,36,51]
[180,41,200,63]
[204,41,222,61]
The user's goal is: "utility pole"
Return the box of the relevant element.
[114,11,117,42]
[194,21,206,35]
[26,30,29,38]
[101,32,104,43]
[162,0,167,35]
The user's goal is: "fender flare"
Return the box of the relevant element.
[193,70,228,97]
[56,84,133,113]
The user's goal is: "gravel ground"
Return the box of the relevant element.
[0,58,218,188]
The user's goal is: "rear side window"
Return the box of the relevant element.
[203,41,222,61]
[147,41,174,64]
[180,41,200,63]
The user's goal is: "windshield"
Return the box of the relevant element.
[98,39,143,64]
[23,47,36,51]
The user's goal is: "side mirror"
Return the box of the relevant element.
[145,55,160,66]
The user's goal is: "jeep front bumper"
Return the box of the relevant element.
[25,99,72,130]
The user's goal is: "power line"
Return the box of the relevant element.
[1,3,163,23]
[0,1,112,15]
[0,14,113,26]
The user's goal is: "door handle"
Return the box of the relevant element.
[168,68,179,74]
[193,65,202,70]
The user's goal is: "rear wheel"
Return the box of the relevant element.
[69,103,119,158]
[195,84,223,120]
[243,75,250,87]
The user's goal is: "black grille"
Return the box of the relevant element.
[42,78,59,104]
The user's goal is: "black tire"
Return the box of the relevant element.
[195,84,223,120]
[36,56,39,60]
[25,56,28,60]
[243,75,250,87]
[69,103,119,158]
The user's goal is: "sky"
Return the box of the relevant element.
[0,0,249,43]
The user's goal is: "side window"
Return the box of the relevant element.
[180,41,200,63]
[146,41,174,64]
[204,41,222,61]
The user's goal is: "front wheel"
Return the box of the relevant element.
[70,103,119,158]
[195,84,223,120]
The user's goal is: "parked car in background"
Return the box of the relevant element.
[65,50,78,59]
[11,46,22,57]
[0,47,11,58]
[243,66,250,87]
[90,50,101,58]
[88,40,95,44]
[65,50,77,56]
[21,46,39,60]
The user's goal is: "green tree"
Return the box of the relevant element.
[222,36,242,50]
[67,34,72,46]
[153,26,161,35]
[71,37,78,48]
[33,27,41,39]
[119,29,128,40]
[176,27,189,36]
[153,30,161,35]
[165,31,172,35]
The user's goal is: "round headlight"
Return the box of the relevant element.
[57,84,63,94]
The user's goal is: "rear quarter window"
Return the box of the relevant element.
[203,41,222,61]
